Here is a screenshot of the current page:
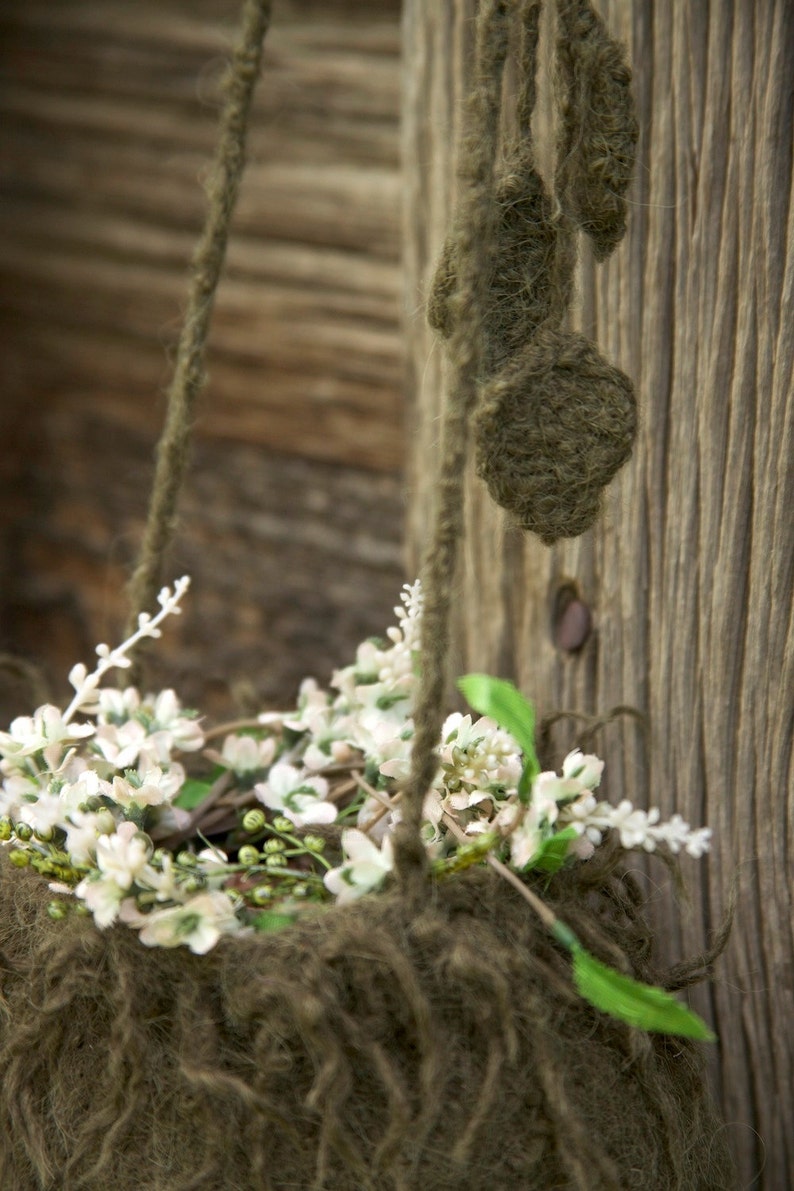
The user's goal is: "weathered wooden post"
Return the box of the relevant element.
[403,2,793,1186]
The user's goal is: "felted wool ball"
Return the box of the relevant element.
[474,327,637,543]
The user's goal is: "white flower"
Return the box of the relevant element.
[94,690,203,770]
[437,713,522,796]
[75,873,126,927]
[93,718,148,769]
[135,852,180,901]
[561,749,605,790]
[0,771,42,819]
[61,577,191,724]
[501,803,545,871]
[148,689,204,755]
[605,801,660,850]
[120,891,241,954]
[220,733,277,775]
[96,686,141,725]
[254,763,337,828]
[532,771,581,814]
[0,705,93,760]
[323,828,395,904]
[17,789,64,835]
[94,821,150,889]
[110,763,184,810]
[331,582,422,708]
[282,678,333,734]
[64,808,116,864]
[59,769,113,814]
[351,716,412,779]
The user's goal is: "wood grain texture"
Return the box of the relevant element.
[404,2,793,1186]
[0,0,405,714]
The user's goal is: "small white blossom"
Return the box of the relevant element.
[64,808,116,864]
[96,686,141,724]
[17,790,66,836]
[112,763,185,810]
[0,705,93,760]
[255,764,336,828]
[437,713,522,801]
[120,891,242,954]
[94,821,151,889]
[561,749,605,790]
[93,718,148,769]
[147,689,204,757]
[59,769,113,814]
[220,733,277,775]
[61,578,190,724]
[323,828,395,904]
[75,872,126,927]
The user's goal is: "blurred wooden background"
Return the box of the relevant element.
[0,0,405,719]
[404,3,793,1187]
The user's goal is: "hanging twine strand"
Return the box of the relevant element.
[395,0,511,886]
[124,0,273,650]
[515,0,542,139]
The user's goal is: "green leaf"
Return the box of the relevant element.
[457,674,540,800]
[527,826,578,874]
[571,946,715,1040]
[252,910,297,934]
[173,778,215,811]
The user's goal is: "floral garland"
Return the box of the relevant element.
[0,578,713,1037]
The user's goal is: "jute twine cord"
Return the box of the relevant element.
[124,0,273,652]
[395,0,511,887]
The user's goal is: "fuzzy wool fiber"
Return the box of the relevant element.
[0,848,734,1191]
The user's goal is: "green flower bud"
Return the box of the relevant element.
[242,808,266,834]
[265,854,286,870]
[238,845,260,868]
[302,835,325,853]
[183,873,207,894]
[8,849,30,867]
[273,817,293,834]
[263,837,285,854]
[0,818,12,841]
[34,825,55,843]
[74,903,91,916]
[15,823,33,842]
[47,900,68,921]
[150,849,167,867]
[251,885,273,905]
[177,851,198,867]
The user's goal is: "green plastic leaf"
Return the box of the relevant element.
[572,945,715,1040]
[252,910,297,934]
[173,779,215,811]
[527,826,579,874]
[457,674,540,800]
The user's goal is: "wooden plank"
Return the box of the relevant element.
[0,0,406,716]
[3,408,406,719]
[403,2,793,1186]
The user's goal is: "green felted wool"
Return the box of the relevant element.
[474,326,637,542]
[428,152,558,375]
[0,847,733,1191]
[555,0,639,261]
